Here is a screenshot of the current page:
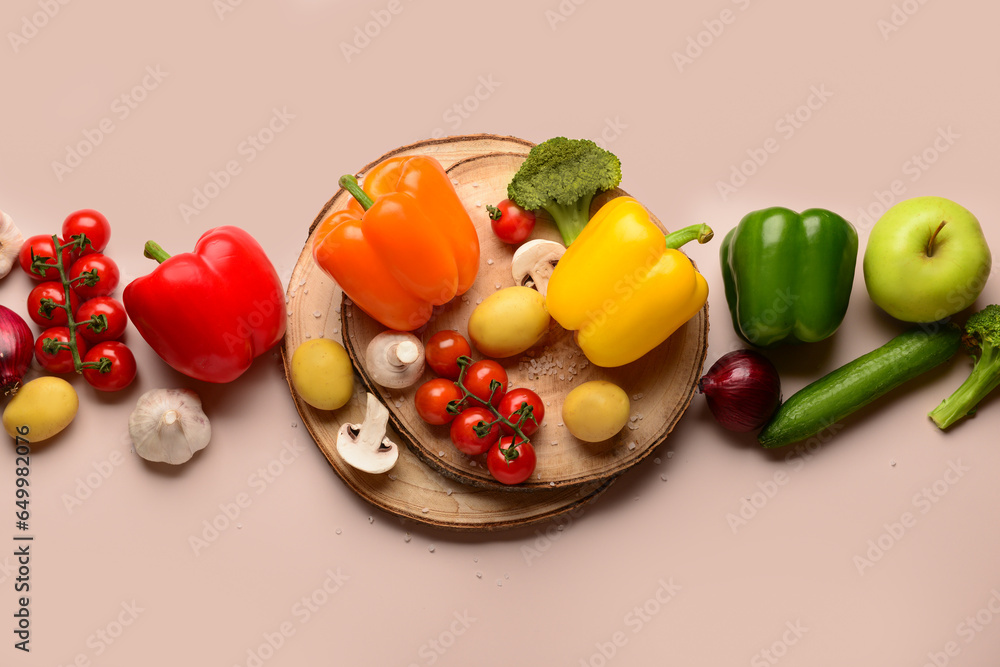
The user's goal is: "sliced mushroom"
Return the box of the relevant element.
[365,331,425,388]
[336,393,399,474]
[511,239,566,296]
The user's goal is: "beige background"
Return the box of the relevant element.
[2,0,1000,665]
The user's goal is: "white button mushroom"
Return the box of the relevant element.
[511,239,566,297]
[336,393,399,474]
[365,331,425,388]
[128,388,211,465]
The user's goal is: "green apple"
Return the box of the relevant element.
[863,196,992,323]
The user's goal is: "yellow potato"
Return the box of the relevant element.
[468,286,550,358]
[291,339,354,410]
[3,377,79,443]
[562,380,630,442]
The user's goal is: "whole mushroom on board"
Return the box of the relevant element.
[511,239,565,297]
[336,393,399,474]
[365,331,425,388]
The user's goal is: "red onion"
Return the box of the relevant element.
[698,349,782,432]
[0,305,33,396]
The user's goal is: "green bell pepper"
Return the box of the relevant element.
[721,207,858,347]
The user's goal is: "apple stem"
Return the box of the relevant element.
[926,220,947,257]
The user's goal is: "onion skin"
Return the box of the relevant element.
[0,305,34,396]
[699,350,782,432]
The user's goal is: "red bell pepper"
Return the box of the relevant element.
[123,226,286,383]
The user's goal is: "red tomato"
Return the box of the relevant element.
[26,281,79,327]
[425,330,472,380]
[498,388,545,436]
[464,360,508,407]
[74,296,128,343]
[449,407,500,456]
[69,253,120,299]
[488,199,536,245]
[487,437,537,485]
[18,235,73,281]
[35,326,87,374]
[414,378,464,425]
[62,209,111,257]
[82,341,137,392]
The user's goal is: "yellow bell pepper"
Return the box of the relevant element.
[546,197,712,367]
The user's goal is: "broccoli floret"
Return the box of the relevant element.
[507,137,622,246]
[928,304,1000,430]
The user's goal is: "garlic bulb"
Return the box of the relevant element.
[0,210,25,279]
[129,388,211,464]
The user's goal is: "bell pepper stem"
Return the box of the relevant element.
[144,241,172,264]
[665,224,714,250]
[339,175,375,211]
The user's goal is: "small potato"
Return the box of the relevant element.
[291,339,354,410]
[468,286,550,358]
[3,376,79,443]
[562,380,630,443]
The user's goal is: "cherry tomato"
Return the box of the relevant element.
[35,326,87,374]
[74,296,128,343]
[69,253,120,299]
[488,199,536,245]
[414,378,464,425]
[487,436,537,485]
[464,360,508,407]
[18,235,74,281]
[61,209,111,257]
[498,388,545,436]
[449,407,500,456]
[425,330,472,380]
[26,281,79,327]
[82,341,137,392]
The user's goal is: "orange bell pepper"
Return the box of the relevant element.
[312,155,480,331]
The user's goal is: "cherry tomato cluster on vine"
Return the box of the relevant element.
[21,209,136,392]
[415,330,545,485]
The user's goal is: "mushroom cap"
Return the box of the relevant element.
[511,239,566,296]
[365,331,426,389]
[336,393,399,474]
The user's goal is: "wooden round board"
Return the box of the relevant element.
[283,135,616,530]
[341,152,710,492]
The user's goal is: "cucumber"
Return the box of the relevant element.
[758,325,961,448]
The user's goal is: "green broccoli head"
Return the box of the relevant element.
[963,303,1000,351]
[507,137,622,246]
[929,304,1000,430]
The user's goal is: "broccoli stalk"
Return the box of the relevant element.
[507,137,622,246]
[928,304,1000,430]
